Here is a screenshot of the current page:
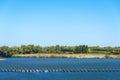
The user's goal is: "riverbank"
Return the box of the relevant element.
[12,53,120,58]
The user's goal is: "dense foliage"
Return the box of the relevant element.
[0,45,120,57]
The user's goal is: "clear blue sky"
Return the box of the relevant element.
[0,0,120,46]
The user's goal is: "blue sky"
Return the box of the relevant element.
[0,0,120,46]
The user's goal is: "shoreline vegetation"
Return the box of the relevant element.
[13,53,120,59]
[0,45,120,58]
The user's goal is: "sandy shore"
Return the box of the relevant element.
[0,58,6,60]
[13,53,120,58]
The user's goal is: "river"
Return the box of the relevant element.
[0,58,120,80]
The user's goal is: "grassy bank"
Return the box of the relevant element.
[12,53,120,58]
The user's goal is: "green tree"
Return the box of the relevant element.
[0,46,13,57]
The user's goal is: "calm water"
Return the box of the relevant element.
[0,58,120,80]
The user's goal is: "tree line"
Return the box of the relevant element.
[0,45,120,57]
